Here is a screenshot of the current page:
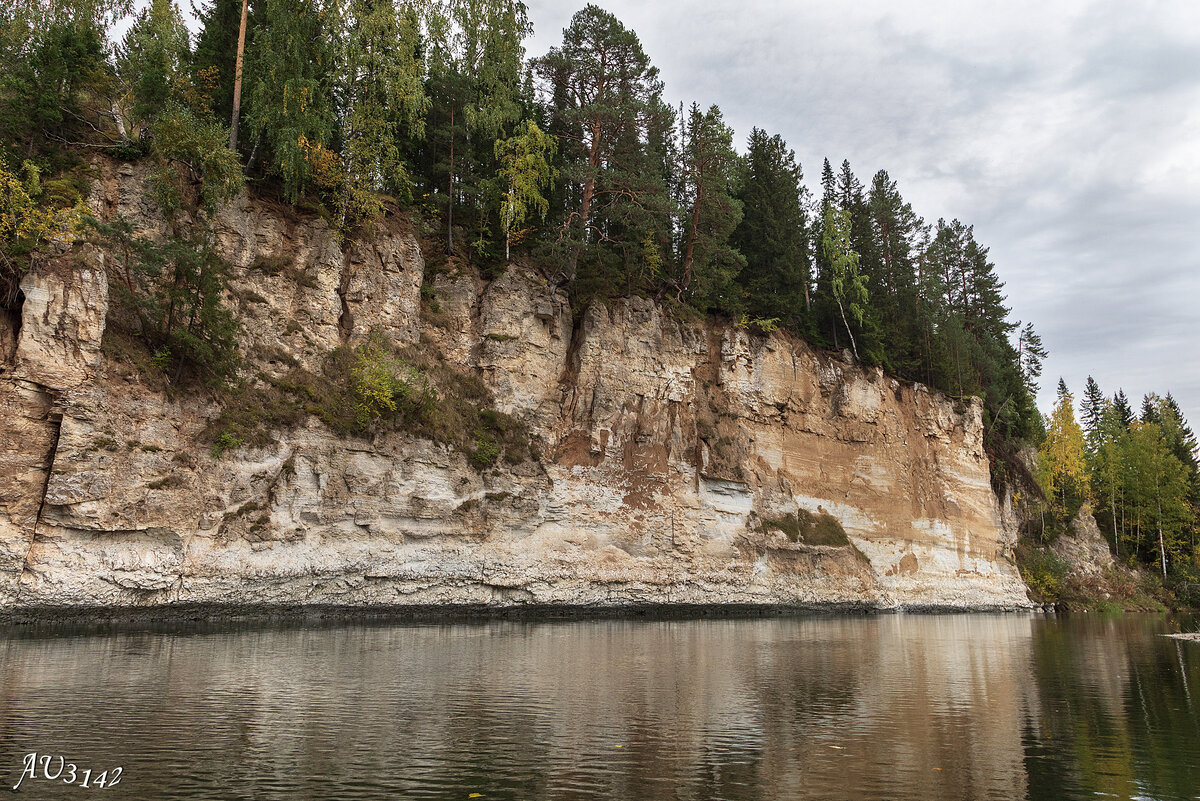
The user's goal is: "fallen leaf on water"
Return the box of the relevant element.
[468,794,485,798]
[828,745,843,750]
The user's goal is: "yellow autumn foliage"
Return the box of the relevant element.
[1037,385,1089,523]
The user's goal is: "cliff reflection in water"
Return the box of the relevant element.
[1,614,1197,800]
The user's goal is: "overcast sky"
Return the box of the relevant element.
[525,1,1200,425]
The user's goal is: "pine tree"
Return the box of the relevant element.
[192,0,248,126]
[535,4,674,294]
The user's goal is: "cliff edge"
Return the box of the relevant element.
[0,162,1032,616]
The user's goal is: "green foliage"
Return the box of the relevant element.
[207,336,532,470]
[244,0,335,202]
[0,0,118,165]
[115,0,189,126]
[495,119,556,260]
[676,103,744,314]
[148,103,245,215]
[349,337,434,428]
[1018,544,1070,603]
[733,127,810,328]
[470,433,500,468]
[536,4,675,294]
[191,0,250,125]
[1037,379,1089,534]
[88,215,239,385]
[422,0,533,258]
[1080,379,1199,587]
[738,314,780,334]
[0,160,83,305]
[211,431,244,458]
[821,204,868,360]
[335,0,427,229]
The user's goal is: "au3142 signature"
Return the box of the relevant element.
[12,753,123,790]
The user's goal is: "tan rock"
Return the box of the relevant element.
[0,161,1031,617]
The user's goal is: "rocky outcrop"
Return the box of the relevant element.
[0,161,1032,617]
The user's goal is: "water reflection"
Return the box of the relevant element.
[0,614,1196,800]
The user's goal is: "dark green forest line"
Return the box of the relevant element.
[2,0,1197,601]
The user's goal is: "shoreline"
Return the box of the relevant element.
[0,600,1048,634]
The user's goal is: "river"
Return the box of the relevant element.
[1,613,1197,800]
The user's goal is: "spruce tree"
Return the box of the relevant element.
[1113,390,1135,428]
[1080,376,1105,454]
[867,170,922,373]
[192,0,248,125]
[116,0,191,127]
[676,103,744,313]
[0,0,115,162]
[244,0,335,202]
[732,128,809,328]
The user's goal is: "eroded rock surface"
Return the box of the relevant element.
[0,162,1031,616]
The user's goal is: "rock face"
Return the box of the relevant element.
[0,162,1032,616]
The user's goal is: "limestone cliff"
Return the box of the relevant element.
[0,161,1032,616]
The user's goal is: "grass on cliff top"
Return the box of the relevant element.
[207,334,532,468]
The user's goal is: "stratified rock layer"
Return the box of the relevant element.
[0,161,1031,615]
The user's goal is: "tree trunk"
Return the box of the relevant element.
[1158,484,1167,578]
[111,102,127,139]
[228,0,249,151]
[837,298,858,361]
[1111,484,1119,557]
[680,186,703,296]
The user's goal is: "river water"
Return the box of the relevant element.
[1,613,1197,800]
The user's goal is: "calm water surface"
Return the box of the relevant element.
[1,613,1198,800]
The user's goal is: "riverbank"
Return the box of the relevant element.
[0,599,1051,631]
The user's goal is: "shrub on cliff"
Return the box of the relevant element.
[348,337,435,429]
[208,336,533,470]
[0,160,83,307]
[88,215,239,386]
